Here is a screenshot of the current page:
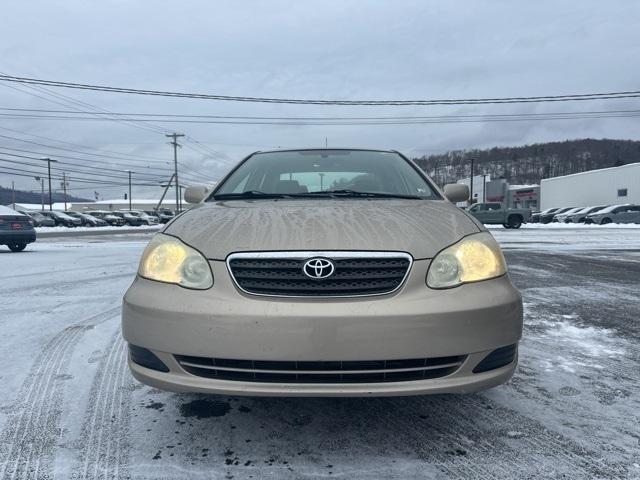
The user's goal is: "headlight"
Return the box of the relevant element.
[138,233,213,289]
[426,232,507,289]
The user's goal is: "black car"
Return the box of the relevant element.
[40,210,82,227]
[539,207,574,224]
[87,210,126,226]
[17,210,56,227]
[530,207,559,223]
[65,211,107,227]
[153,209,175,224]
[0,206,36,252]
[110,211,143,226]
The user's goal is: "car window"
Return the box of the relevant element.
[213,150,440,199]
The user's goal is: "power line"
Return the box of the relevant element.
[1,109,639,125]
[1,73,639,105]
[0,157,167,183]
[0,145,174,176]
[0,164,162,186]
[3,106,640,121]
[0,132,209,182]
[0,150,170,179]
[0,76,224,181]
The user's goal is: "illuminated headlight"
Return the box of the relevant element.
[426,232,507,289]
[138,234,213,289]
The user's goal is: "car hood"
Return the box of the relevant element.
[164,199,481,259]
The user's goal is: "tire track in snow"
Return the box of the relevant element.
[1,272,134,295]
[364,392,626,479]
[72,331,132,480]
[0,306,121,480]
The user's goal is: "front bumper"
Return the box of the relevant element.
[122,259,523,396]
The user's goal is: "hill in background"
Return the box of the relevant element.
[413,138,640,186]
[0,185,91,206]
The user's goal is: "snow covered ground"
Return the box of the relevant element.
[0,228,638,479]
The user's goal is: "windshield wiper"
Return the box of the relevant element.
[303,190,423,200]
[212,190,293,200]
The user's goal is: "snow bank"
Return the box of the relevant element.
[35,225,161,233]
[486,222,640,229]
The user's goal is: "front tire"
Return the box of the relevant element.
[502,223,511,229]
[600,217,612,225]
[8,243,27,252]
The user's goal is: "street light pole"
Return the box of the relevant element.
[469,158,475,205]
[125,170,133,210]
[41,157,57,211]
[62,172,68,211]
[34,176,44,211]
[482,174,489,203]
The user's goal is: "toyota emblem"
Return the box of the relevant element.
[303,258,335,279]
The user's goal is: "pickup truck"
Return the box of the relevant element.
[467,202,531,229]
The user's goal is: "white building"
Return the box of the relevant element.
[540,162,640,210]
[456,174,491,205]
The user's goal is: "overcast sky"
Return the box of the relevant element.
[1,0,639,200]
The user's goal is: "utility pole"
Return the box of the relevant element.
[62,172,68,211]
[469,158,475,205]
[12,181,15,209]
[125,170,133,210]
[41,157,57,211]
[165,133,184,214]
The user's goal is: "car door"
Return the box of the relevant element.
[484,203,504,223]
[616,205,640,223]
[468,204,489,223]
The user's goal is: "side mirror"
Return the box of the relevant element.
[184,185,211,204]
[443,184,469,203]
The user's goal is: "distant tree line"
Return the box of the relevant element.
[0,185,89,205]
[412,138,640,186]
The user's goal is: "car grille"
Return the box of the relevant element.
[227,251,412,297]
[175,355,465,383]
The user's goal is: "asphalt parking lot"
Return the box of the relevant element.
[0,227,638,479]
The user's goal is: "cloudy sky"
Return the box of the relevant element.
[1,0,639,200]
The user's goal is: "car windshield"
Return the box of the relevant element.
[595,204,624,214]
[210,150,440,200]
[561,207,583,215]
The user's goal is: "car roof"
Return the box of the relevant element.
[0,205,26,216]
[250,147,401,155]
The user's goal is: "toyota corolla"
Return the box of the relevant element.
[122,149,522,396]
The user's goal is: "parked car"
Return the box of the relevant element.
[538,206,575,224]
[111,211,143,226]
[467,202,531,228]
[531,207,559,223]
[552,207,584,223]
[40,210,81,227]
[565,206,607,223]
[150,209,175,224]
[87,210,126,226]
[66,211,107,227]
[0,205,36,252]
[123,148,523,397]
[120,210,158,225]
[585,204,640,224]
[17,210,55,227]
